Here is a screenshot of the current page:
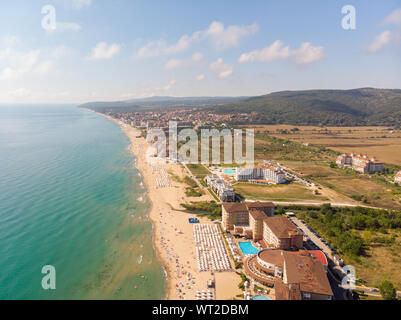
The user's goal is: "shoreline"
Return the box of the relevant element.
[96,112,242,300]
[96,112,170,300]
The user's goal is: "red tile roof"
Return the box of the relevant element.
[263,216,303,238]
[283,251,333,297]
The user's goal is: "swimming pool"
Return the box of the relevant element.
[252,295,271,300]
[238,241,259,255]
[224,169,236,175]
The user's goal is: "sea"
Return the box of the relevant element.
[0,104,165,300]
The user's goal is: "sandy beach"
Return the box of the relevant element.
[102,114,242,300]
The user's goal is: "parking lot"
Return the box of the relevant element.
[289,217,336,261]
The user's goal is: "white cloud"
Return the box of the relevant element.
[196,74,205,81]
[136,21,258,58]
[137,33,201,58]
[209,58,233,79]
[73,0,92,10]
[164,52,203,70]
[0,67,19,80]
[383,7,401,26]
[0,45,71,80]
[239,40,290,63]
[238,40,325,65]
[89,42,121,60]
[0,50,42,80]
[192,52,203,61]
[291,42,326,64]
[205,21,259,50]
[367,30,393,53]
[164,59,184,70]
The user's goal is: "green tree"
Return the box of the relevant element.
[378,280,397,300]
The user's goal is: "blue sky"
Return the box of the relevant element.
[0,0,400,103]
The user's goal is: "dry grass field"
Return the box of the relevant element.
[245,125,401,166]
[281,161,401,210]
[355,230,401,289]
[233,182,329,202]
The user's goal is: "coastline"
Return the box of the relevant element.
[97,112,242,300]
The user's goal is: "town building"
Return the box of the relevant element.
[205,175,235,202]
[336,153,384,174]
[395,171,401,184]
[263,216,303,250]
[235,163,286,184]
[222,203,303,250]
[243,249,333,300]
[222,202,276,240]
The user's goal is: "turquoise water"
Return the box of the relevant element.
[252,295,271,300]
[238,242,259,255]
[224,169,236,175]
[0,105,165,300]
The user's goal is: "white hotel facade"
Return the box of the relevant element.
[235,164,286,184]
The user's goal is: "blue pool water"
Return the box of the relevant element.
[238,242,259,255]
[252,295,271,300]
[224,169,236,175]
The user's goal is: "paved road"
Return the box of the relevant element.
[290,217,336,259]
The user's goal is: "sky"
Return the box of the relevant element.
[0,0,400,104]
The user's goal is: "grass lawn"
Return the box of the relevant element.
[187,164,211,179]
[233,182,328,202]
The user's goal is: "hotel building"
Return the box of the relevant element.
[222,202,275,239]
[205,174,236,202]
[222,203,303,250]
[263,216,303,250]
[336,153,384,174]
[235,163,286,184]
[244,249,333,300]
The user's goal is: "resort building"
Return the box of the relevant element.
[336,153,384,174]
[205,174,235,202]
[263,216,303,250]
[222,203,303,250]
[234,163,286,184]
[244,249,333,300]
[222,202,276,240]
[395,171,401,184]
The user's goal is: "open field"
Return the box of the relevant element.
[356,230,401,289]
[186,164,211,179]
[233,182,329,202]
[245,125,401,166]
[282,161,401,210]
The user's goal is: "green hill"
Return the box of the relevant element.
[207,88,401,127]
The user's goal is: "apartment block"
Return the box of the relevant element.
[336,153,384,174]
